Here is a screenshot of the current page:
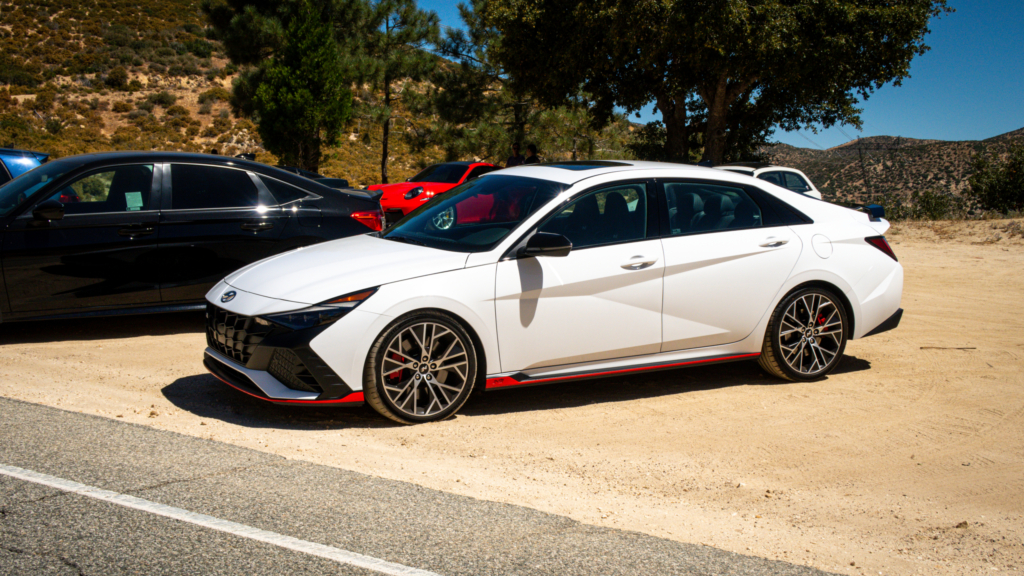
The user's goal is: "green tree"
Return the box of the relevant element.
[202,0,359,172]
[968,144,1024,214]
[360,0,439,183]
[487,0,951,164]
[413,0,539,164]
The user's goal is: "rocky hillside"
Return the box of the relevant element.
[768,129,1024,203]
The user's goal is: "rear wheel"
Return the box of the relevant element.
[363,311,477,424]
[759,287,848,381]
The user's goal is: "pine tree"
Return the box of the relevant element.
[361,0,439,184]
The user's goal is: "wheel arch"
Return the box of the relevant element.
[376,306,489,392]
[778,280,856,339]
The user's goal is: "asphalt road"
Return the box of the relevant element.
[0,397,836,576]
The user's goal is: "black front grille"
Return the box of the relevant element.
[384,209,404,227]
[267,349,324,394]
[206,304,273,366]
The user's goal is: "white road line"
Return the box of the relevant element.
[0,463,441,576]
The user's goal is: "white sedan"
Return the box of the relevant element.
[203,161,903,424]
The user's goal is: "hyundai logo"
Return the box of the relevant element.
[220,291,237,303]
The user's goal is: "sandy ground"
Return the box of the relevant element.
[2,219,1023,576]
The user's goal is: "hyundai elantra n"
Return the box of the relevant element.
[204,161,903,423]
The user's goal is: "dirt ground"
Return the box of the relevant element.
[2,219,1023,576]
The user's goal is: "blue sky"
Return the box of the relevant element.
[418,0,1023,150]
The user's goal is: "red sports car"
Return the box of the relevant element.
[371,161,499,227]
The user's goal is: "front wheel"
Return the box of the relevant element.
[759,287,848,381]
[363,311,477,424]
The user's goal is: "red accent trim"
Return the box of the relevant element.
[351,210,383,231]
[485,353,761,389]
[208,371,365,404]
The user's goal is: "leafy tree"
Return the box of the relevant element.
[202,0,361,172]
[968,144,1024,214]
[359,0,439,183]
[249,2,353,171]
[487,0,951,164]
[412,0,540,164]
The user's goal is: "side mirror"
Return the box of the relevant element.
[519,232,572,258]
[33,199,64,221]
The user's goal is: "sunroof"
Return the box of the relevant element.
[537,161,630,171]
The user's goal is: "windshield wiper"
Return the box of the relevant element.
[385,235,427,247]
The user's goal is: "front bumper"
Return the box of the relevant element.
[204,303,362,405]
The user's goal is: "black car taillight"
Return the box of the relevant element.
[865,236,897,262]
[351,209,383,231]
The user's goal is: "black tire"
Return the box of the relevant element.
[759,286,848,382]
[363,310,477,424]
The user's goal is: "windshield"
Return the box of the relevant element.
[382,175,567,253]
[0,161,73,218]
[409,163,469,184]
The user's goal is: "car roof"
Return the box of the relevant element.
[719,161,773,170]
[0,148,50,160]
[487,160,711,185]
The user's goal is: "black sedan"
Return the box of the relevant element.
[0,152,383,322]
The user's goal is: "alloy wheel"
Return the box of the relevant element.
[380,322,470,418]
[778,293,844,376]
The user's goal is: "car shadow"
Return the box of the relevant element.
[162,355,871,428]
[161,374,396,430]
[0,311,206,345]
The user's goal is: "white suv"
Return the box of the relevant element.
[716,163,823,200]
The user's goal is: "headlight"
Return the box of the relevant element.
[257,288,377,330]
[404,186,424,200]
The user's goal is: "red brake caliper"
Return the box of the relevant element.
[389,353,404,380]
[817,314,828,331]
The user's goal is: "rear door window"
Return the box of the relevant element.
[757,171,784,187]
[170,164,258,210]
[663,182,762,235]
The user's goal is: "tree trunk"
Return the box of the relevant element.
[380,76,391,184]
[655,92,689,162]
[700,76,729,165]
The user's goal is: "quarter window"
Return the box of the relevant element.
[170,164,258,210]
[782,172,811,192]
[757,171,784,187]
[259,176,308,205]
[47,164,154,215]
[539,184,647,249]
[663,182,762,235]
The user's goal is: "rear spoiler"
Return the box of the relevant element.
[836,201,885,222]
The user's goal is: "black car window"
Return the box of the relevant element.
[170,164,258,209]
[0,161,11,186]
[757,171,784,187]
[782,172,811,192]
[259,175,309,204]
[663,182,762,236]
[539,183,647,249]
[409,163,468,184]
[466,166,497,181]
[47,164,155,215]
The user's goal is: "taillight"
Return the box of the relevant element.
[351,209,383,231]
[865,236,897,262]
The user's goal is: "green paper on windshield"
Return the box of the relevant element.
[125,192,143,211]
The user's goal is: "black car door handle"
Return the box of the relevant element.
[118,226,155,238]
[241,220,274,231]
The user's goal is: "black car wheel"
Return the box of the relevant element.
[363,311,477,424]
[759,287,848,381]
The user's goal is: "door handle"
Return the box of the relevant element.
[118,226,155,238]
[759,237,789,248]
[241,220,274,231]
[621,255,658,270]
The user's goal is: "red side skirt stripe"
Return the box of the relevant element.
[485,353,760,389]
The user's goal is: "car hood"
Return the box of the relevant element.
[223,234,469,305]
[374,182,456,206]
